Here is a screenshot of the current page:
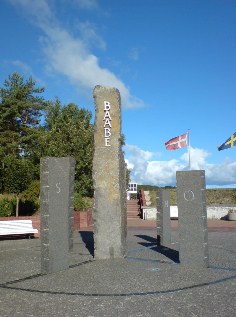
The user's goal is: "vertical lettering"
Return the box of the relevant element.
[104,101,112,146]
[103,110,111,120]
[56,182,61,194]
[104,101,111,111]
[104,128,111,138]
[105,138,111,147]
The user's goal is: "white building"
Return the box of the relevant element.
[127,183,138,200]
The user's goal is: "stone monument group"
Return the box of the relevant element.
[40,85,208,274]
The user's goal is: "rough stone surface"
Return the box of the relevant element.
[176,170,209,268]
[40,157,75,273]
[93,85,127,259]
[157,189,171,247]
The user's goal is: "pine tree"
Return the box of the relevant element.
[0,72,48,159]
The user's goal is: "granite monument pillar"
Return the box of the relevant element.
[93,85,127,259]
[157,189,171,247]
[40,157,75,273]
[176,170,209,268]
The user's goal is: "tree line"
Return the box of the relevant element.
[0,72,94,215]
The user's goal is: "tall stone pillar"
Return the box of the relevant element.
[157,189,171,247]
[93,85,127,259]
[40,157,75,273]
[176,170,209,268]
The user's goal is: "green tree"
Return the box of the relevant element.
[2,156,34,216]
[0,72,48,193]
[0,72,48,159]
[44,99,94,196]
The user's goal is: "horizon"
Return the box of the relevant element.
[130,183,236,190]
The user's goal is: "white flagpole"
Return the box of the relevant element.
[188,129,191,170]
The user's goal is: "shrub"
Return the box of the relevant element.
[20,180,40,215]
[74,193,93,211]
[0,195,16,217]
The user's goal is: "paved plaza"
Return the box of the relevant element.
[0,220,236,317]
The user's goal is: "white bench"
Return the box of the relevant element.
[0,220,38,238]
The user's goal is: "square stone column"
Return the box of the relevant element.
[157,189,171,247]
[40,157,75,273]
[93,86,127,259]
[176,170,208,268]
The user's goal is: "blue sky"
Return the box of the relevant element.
[1,0,236,187]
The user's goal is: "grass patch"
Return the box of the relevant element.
[140,188,236,206]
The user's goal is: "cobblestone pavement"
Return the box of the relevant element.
[0,220,235,317]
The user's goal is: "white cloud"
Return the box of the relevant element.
[205,160,236,185]
[125,159,134,170]
[9,0,144,108]
[181,147,210,169]
[125,145,236,187]
[9,0,53,23]
[76,21,106,50]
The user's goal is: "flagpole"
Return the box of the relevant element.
[188,129,191,170]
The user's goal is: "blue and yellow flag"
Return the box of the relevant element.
[218,132,236,151]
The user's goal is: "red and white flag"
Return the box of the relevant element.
[165,133,188,150]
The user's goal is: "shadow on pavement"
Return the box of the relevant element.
[0,234,36,241]
[79,231,94,257]
[135,234,179,263]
